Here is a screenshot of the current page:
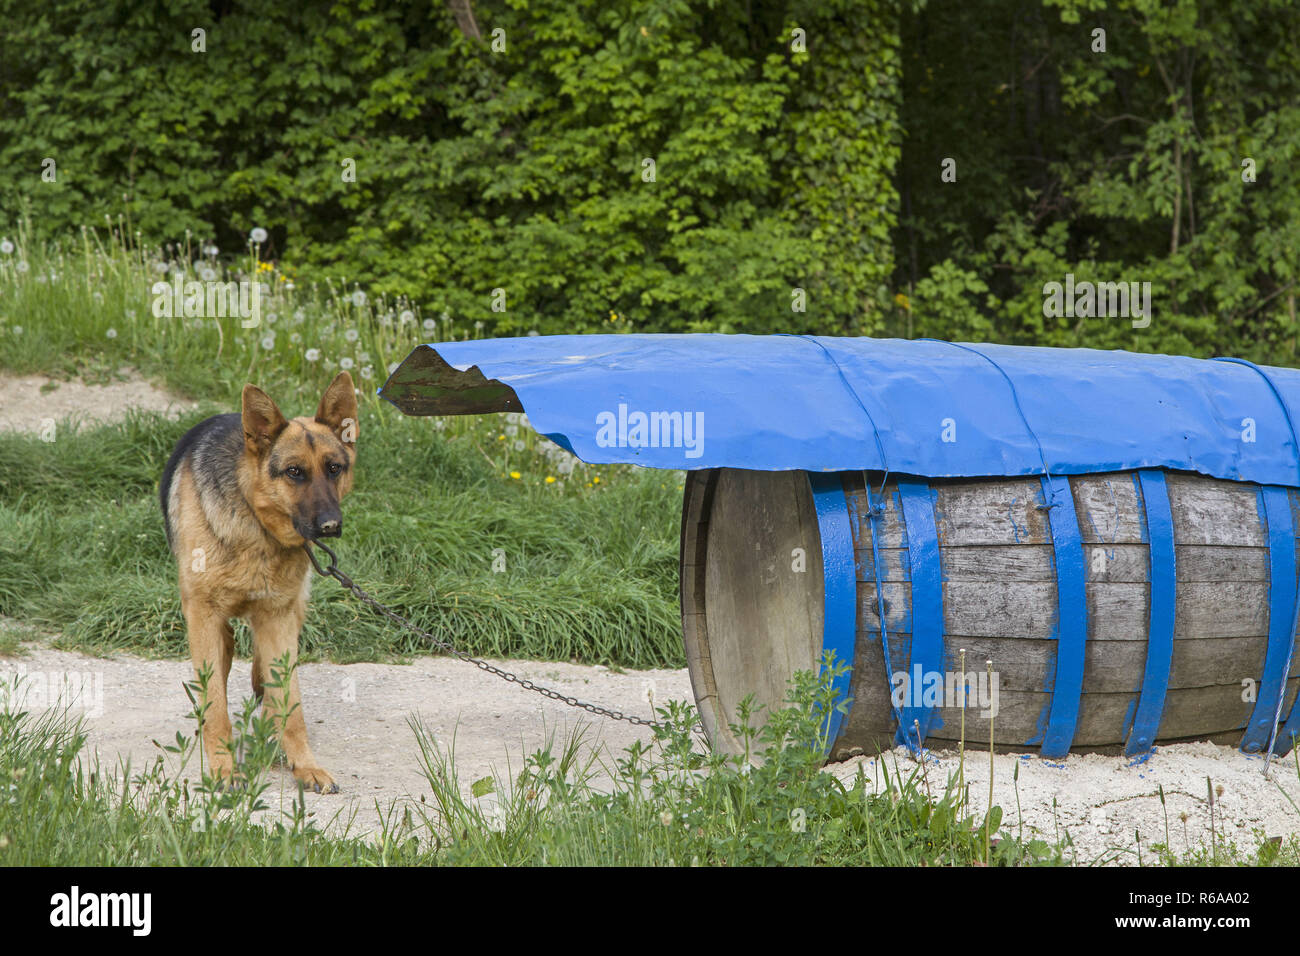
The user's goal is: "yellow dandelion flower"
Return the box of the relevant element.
[510,471,521,479]
[593,476,601,484]
[545,476,556,484]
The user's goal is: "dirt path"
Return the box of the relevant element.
[833,743,1300,863]
[6,638,1300,860]
[0,369,197,434]
[0,641,690,841]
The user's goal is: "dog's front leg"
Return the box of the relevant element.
[249,601,338,794]
[182,605,237,784]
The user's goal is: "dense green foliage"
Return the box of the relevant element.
[4,1,1297,353]
[0,0,900,336]
[894,0,1300,361]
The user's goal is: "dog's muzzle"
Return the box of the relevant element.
[297,517,342,540]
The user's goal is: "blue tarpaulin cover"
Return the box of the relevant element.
[377,333,1300,487]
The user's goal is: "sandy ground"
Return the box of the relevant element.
[5,636,1300,860]
[831,743,1300,863]
[0,639,689,842]
[0,369,197,433]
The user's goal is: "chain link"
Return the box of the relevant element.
[305,541,665,729]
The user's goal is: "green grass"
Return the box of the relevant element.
[1,217,436,405]
[0,220,684,667]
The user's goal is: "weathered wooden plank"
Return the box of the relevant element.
[1086,582,1149,639]
[1071,473,1147,544]
[933,479,1050,547]
[857,581,912,633]
[845,483,909,548]
[1167,474,1267,546]
[1171,634,1266,688]
[940,544,1055,581]
[855,545,910,583]
[1177,545,1270,582]
[934,635,1145,694]
[941,581,1057,638]
[697,469,823,748]
[1084,543,1149,582]
[1175,581,1270,638]
[1156,683,1264,738]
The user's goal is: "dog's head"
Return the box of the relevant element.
[240,372,359,547]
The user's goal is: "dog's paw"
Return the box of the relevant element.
[292,766,340,794]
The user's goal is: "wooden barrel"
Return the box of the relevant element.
[680,467,1300,759]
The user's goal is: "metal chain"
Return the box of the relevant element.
[304,541,666,729]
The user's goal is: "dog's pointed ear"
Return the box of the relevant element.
[316,371,359,446]
[241,384,288,454]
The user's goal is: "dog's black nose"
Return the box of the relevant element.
[315,518,342,538]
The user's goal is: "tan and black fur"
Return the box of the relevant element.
[159,372,358,793]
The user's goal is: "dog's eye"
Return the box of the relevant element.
[328,462,342,477]
[285,465,305,480]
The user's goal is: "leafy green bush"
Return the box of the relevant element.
[892,0,1300,362]
[0,0,900,336]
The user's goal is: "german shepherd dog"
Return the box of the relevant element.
[159,372,357,793]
